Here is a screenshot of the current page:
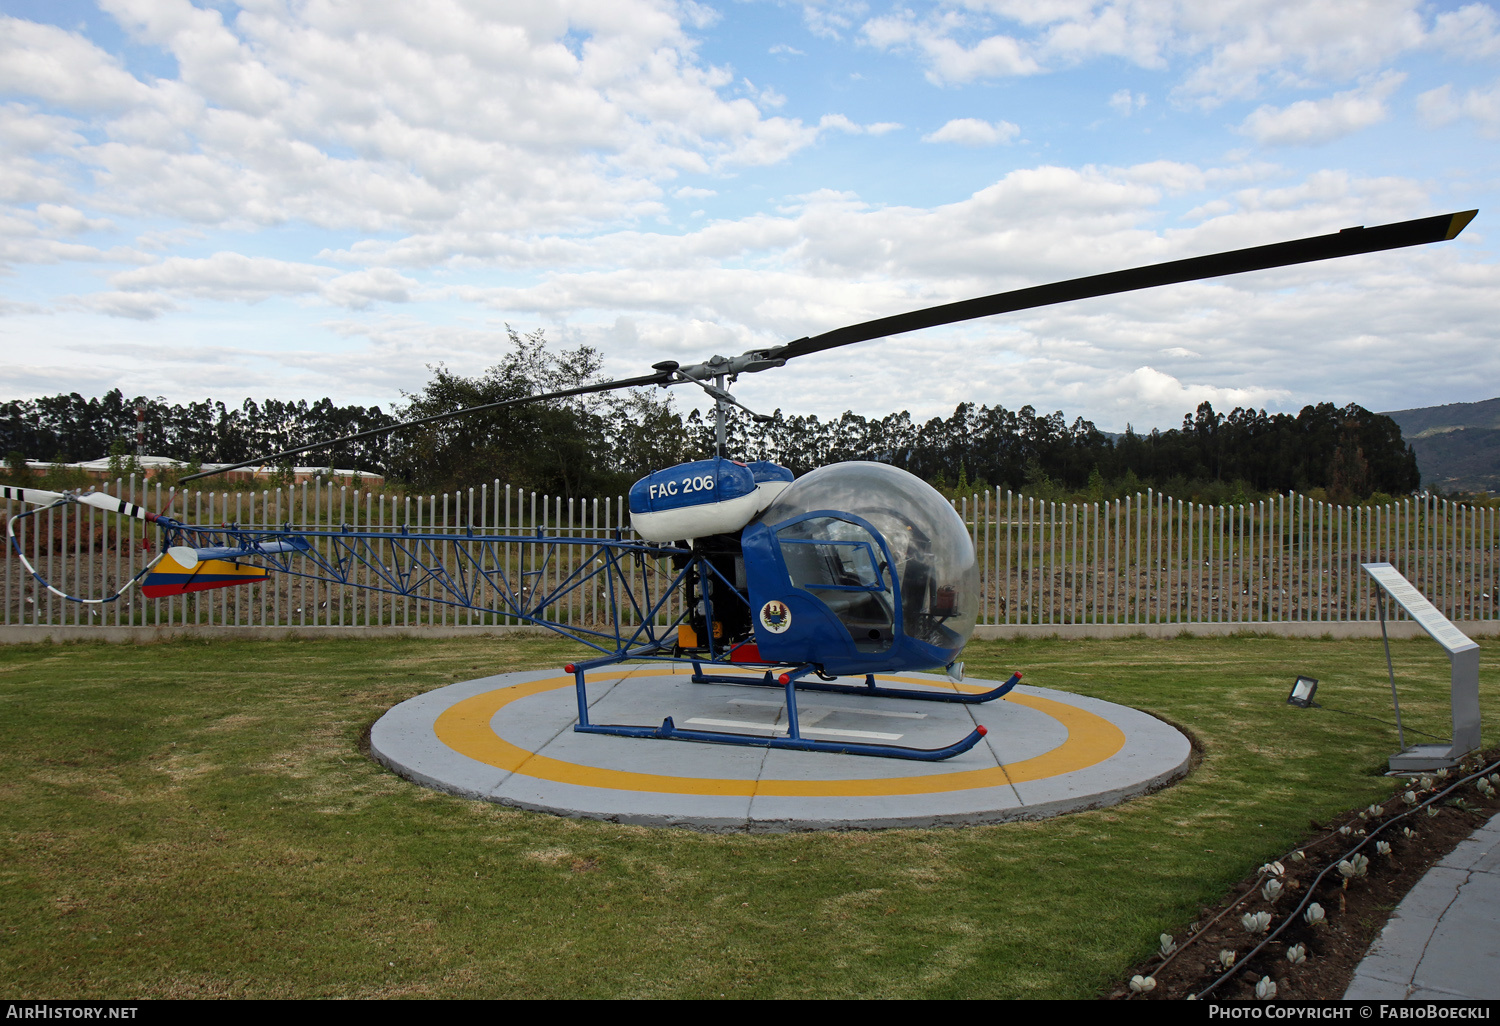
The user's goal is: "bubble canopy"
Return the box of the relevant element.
[757,462,980,662]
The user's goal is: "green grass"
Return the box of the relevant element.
[0,633,1493,999]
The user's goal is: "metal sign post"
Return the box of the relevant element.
[1361,562,1481,772]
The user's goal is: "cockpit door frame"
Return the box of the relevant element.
[760,509,904,655]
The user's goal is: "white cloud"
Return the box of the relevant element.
[0,298,48,317]
[321,268,420,309]
[818,114,905,135]
[855,2,1469,105]
[0,2,848,244]
[922,117,1020,145]
[135,227,208,251]
[111,252,334,302]
[0,203,149,271]
[0,16,154,112]
[1418,84,1461,126]
[1417,80,1500,137]
[108,252,417,310]
[802,1,868,40]
[677,2,721,30]
[1034,0,1177,69]
[863,13,1043,83]
[819,113,863,134]
[1108,89,1147,116]
[0,104,87,206]
[749,81,788,109]
[1428,3,1500,58]
[1099,366,1291,417]
[1239,72,1404,145]
[923,31,1043,82]
[1172,2,1426,106]
[35,204,114,235]
[60,290,179,321]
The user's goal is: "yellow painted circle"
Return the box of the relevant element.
[434,670,1125,798]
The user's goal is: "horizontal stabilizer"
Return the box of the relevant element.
[166,537,310,569]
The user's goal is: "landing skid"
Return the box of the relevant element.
[565,654,1016,761]
[690,666,1022,704]
[575,716,987,761]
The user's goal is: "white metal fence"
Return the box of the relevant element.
[2,479,667,630]
[4,480,1497,628]
[958,489,1498,625]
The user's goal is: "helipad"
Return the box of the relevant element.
[370,666,1192,831]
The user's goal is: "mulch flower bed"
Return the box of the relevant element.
[1112,747,1500,1001]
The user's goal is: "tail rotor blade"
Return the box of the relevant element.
[1,486,67,506]
[76,491,168,523]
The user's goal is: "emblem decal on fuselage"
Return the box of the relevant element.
[759,600,792,634]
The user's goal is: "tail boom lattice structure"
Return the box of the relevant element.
[158,520,696,658]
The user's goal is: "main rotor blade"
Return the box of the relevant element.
[769,209,1478,362]
[177,369,673,483]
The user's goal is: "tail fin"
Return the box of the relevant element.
[142,552,270,598]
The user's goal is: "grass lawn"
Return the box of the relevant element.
[0,632,1493,999]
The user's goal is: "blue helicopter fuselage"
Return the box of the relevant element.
[630,460,980,677]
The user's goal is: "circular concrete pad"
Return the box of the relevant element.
[371,665,1191,831]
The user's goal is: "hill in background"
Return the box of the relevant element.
[1382,398,1500,494]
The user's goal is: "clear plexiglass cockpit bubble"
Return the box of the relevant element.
[758,461,980,652]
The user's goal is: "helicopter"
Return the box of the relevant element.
[5,208,1477,762]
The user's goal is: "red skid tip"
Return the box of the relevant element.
[1015,672,1023,679]
[564,664,576,674]
[976,725,988,736]
[778,673,791,685]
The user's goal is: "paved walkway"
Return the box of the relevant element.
[1345,816,1500,1000]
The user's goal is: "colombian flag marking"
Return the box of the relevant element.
[142,553,269,598]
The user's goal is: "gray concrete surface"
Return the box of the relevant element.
[369,666,1192,832]
[1345,816,1500,1000]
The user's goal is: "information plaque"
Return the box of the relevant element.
[1361,562,1481,772]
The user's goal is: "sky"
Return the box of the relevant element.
[1,0,1498,435]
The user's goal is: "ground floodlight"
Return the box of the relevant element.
[1287,676,1318,708]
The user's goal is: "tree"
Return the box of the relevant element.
[106,438,142,480]
[386,327,686,496]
